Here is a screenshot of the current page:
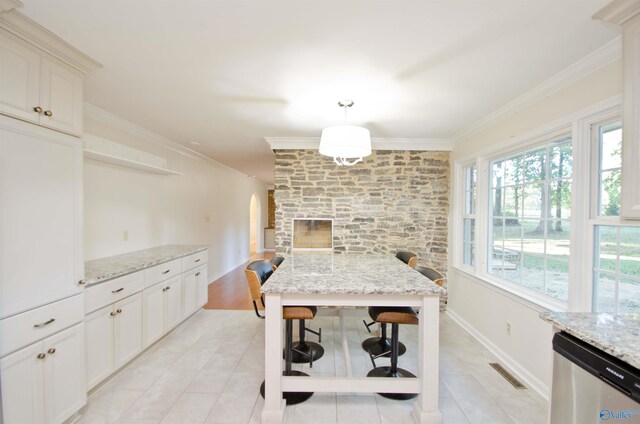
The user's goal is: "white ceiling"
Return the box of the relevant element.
[19,0,619,184]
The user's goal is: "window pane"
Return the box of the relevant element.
[546,259,569,301]
[523,149,546,182]
[522,183,544,219]
[548,180,571,220]
[504,186,520,219]
[601,124,622,170]
[492,161,504,189]
[546,220,570,262]
[600,169,621,216]
[522,253,545,292]
[503,248,521,284]
[464,166,476,214]
[549,141,572,180]
[594,272,617,313]
[503,156,522,187]
[619,226,640,278]
[619,277,640,313]
[596,226,618,273]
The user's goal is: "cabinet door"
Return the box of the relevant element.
[43,323,86,424]
[143,283,165,348]
[113,293,143,370]
[0,118,83,319]
[164,277,182,332]
[0,32,40,123]
[196,265,209,308]
[40,58,83,136]
[0,341,46,424]
[182,270,197,318]
[85,305,114,390]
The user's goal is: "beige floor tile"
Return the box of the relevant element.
[160,392,218,424]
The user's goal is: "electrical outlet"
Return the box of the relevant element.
[505,321,512,335]
[123,230,129,241]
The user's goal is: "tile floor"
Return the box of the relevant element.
[74,310,548,424]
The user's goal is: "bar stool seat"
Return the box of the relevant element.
[367,306,418,400]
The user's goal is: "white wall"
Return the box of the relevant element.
[83,111,269,283]
[448,59,622,399]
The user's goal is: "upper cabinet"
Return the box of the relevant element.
[0,10,101,137]
[595,1,640,219]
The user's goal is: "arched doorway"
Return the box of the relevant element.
[249,194,260,256]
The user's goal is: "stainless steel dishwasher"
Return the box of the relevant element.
[550,331,640,423]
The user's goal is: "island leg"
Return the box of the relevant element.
[262,293,285,424]
[413,295,442,424]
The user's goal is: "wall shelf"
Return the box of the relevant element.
[84,149,182,175]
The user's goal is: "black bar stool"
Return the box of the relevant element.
[361,251,417,356]
[244,260,323,362]
[270,256,285,271]
[366,306,418,400]
[259,306,317,405]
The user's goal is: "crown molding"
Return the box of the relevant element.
[0,10,102,74]
[593,0,640,25]
[264,137,452,151]
[0,0,22,13]
[84,102,259,181]
[452,36,622,145]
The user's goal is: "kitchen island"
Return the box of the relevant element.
[260,253,444,424]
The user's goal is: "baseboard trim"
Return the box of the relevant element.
[446,309,549,401]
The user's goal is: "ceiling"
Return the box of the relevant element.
[19,0,619,184]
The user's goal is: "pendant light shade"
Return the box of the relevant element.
[319,101,372,166]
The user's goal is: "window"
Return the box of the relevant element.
[591,122,640,314]
[488,137,572,302]
[462,165,476,267]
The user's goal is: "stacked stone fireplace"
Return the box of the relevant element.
[274,149,450,274]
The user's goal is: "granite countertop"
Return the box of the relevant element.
[85,245,208,285]
[261,253,444,296]
[540,312,640,369]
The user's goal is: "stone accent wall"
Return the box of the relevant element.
[274,150,450,272]
[267,189,275,228]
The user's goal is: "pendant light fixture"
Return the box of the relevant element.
[319,100,372,166]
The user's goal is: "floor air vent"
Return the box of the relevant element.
[489,363,526,389]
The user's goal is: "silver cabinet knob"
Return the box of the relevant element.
[36,353,46,359]
[47,348,56,354]
[44,110,53,117]
[33,106,43,113]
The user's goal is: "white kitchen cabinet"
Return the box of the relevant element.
[182,269,197,319]
[196,265,209,308]
[143,277,183,348]
[0,342,46,424]
[0,31,40,124]
[0,116,83,320]
[39,58,83,136]
[85,294,142,389]
[1,324,86,424]
[113,293,143,369]
[85,305,114,390]
[165,277,182,331]
[142,282,165,347]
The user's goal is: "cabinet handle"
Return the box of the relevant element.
[195,272,201,276]
[116,308,122,314]
[162,269,171,275]
[44,110,53,117]
[195,259,201,263]
[47,348,56,355]
[33,106,43,113]
[78,279,88,286]
[112,288,124,294]
[110,311,117,317]
[36,353,46,359]
[165,286,171,291]
[34,318,55,328]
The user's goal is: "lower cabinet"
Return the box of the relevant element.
[85,293,143,390]
[143,277,182,348]
[182,265,208,317]
[1,323,86,424]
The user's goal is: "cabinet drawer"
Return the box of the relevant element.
[0,294,83,357]
[181,250,208,272]
[144,258,181,288]
[85,271,144,314]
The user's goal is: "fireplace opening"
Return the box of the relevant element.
[292,219,333,251]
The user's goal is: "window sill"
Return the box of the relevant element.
[450,265,568,313]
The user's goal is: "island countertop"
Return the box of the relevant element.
[261,253,444,296]
[85,244,208,285]
[540,311,640,369]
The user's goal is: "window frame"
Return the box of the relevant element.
[461,163,477,269]
[452,97,624,312]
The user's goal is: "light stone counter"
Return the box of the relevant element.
[540,312,640,369]
[85,244,207,285]
[261,253,444,296]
